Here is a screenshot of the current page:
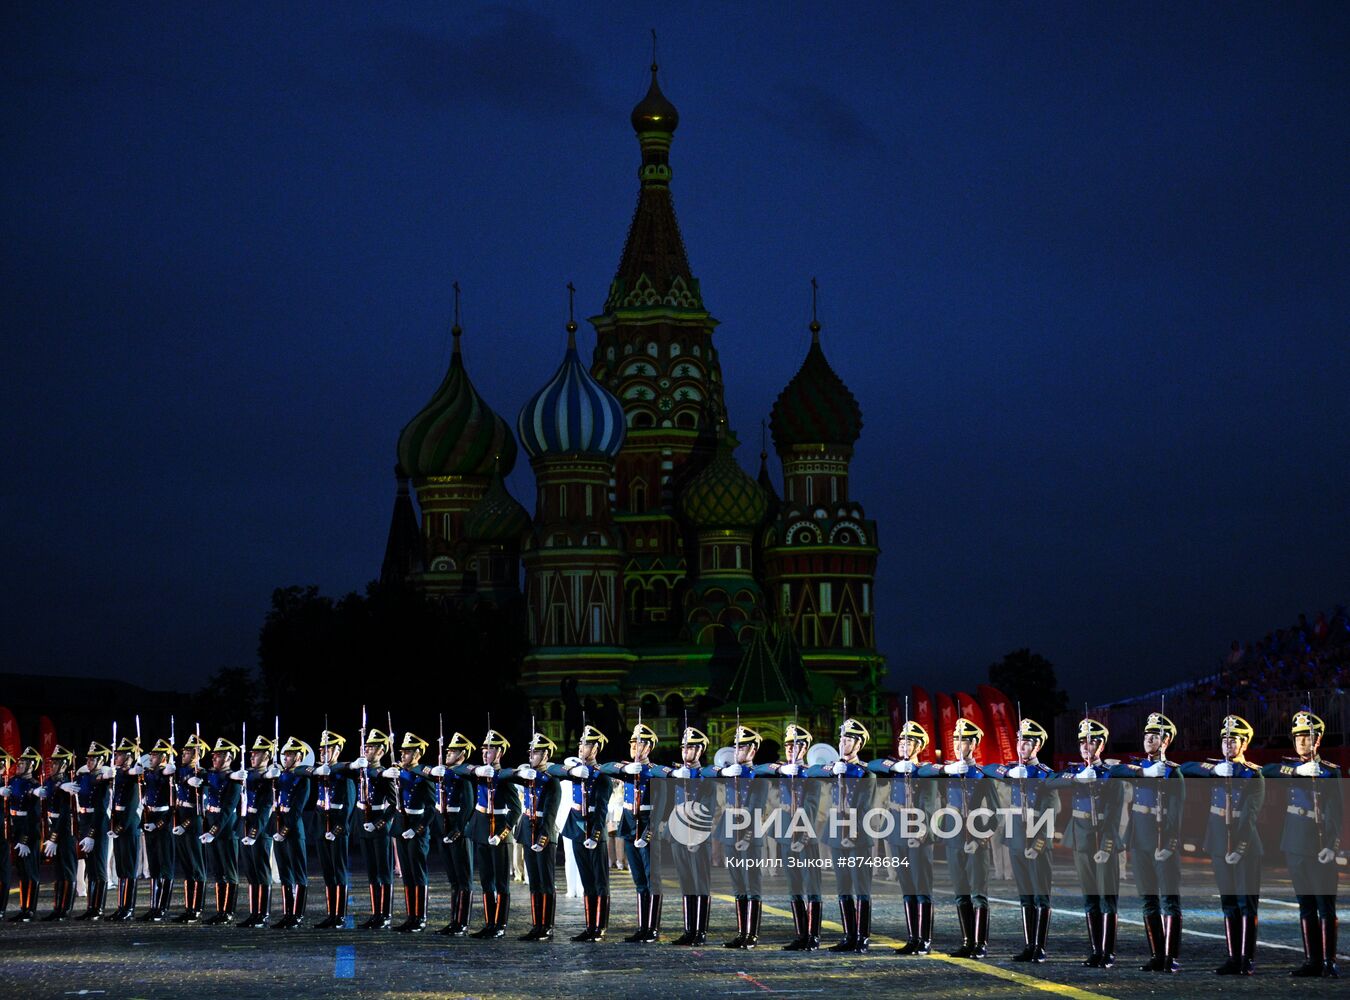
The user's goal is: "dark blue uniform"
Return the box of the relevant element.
[310,763,355,927]
[1110,758,1185,969]
[238,768,275,926]
[434,767,474,935]
[985,760,1057,960]
[818,759,877,951]
[464,767,522,936]
[555,759,613,940]
[4,773,41,919]
[271,767,310,927]
[605,759,666,941]
[140,762,176,918]
[171,756,207,920]
[202,768,241,922]
[109,767,143,919]
[659,764,716,945]
[1047,761,1124,966]
[512,767,560,939]
[348,761,396,928]
[392,763,434,931]
[41,770,78,919]
[74,765,112,919]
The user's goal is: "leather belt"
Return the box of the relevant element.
[9,810,28,816]
[1072,809,1104,821]
[476,805,508,814]
[206,806,222,813]
[403,808,425,815]
[438,806,461,813]
[148,805,171,813]
[278,806,291,812]
[623,803,653,812]
[1210,806,1236,816]
[366,802,389,811]
[113,806,128,812]
[1287,805,1317,818]
[1132,804,1160,815]
[78,807,96,813]
[524,810,547,819]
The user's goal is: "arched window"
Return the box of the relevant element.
[647,342,659,357]
[640,693,660,718]
[442,512,451,538]
[665,692,684,718]
[631,481,647,511]
[669,342,681,357]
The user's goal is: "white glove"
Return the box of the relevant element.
[79,837,95,852]
[143,821,157,833]
[60,782,79,794]
[672,766,691,779]
[623,762,643,775]
[1024,846,1039,859]
[351,757,368,769]
[569,766,588,779]
[313,764,331,776]
[187,776,204,787]
[264,765,281,779]
[775,762,798,776]
[790,839,804,853]
[33,785,49,799]
[831,760,848,776]
[563,756,581,768]
[0,787,10,798]
[138,754,152,768]
[516,767,536,780]
[229,769,247,781]
[99,766,115,779]
[488,834,501,846]
[721,763,743,777]
[1213,761,1234,778]
[1225,851,1242,865]
[76,764,90,775]
[1074,766,1097,783]
[428,765,446,777]
[172,826,185,836]
[199,832,215,844]
[108,830,118,839]
[964,840,978,855]
[325,831,336,841]
[474,765,494,778]
[892,760,915,774]
[1154,848,1173,861]
[442,835,452,844]
[1007,765,1028,779]
[16,843,31,857]
[42,841,57,858]
[1295,761,1321,777]
[531,842,544,853]
[401,828,415,840]
[363,822,376,833]
[128,765,145,776]
[241,836,255,846]
[266,831,281,842]
[735,840,749,853]
[162,763,176,775]
[840,837,854,849]
[1143,761,1167,778]
[380,766,400,779]
[1093,850,1110,864]
[583,837,597,850]
[634,837,648,849]
[944,761,968,776]
[1318,848,1335,864]
[910,838,923,849]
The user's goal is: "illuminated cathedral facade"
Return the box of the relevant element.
[385,65,886,749]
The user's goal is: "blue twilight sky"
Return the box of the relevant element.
[2,2,1346,703]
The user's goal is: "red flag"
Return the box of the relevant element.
[977,684,1018,762]
[0,706,20,760]
[935,692,957,764]
[911,686,936,763]
[955,692,994,766]
[38,716,57,761]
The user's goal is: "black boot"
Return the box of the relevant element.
[969,903,988,960]
[595,894,609,941]
[1013,904,1037,961]
[1140,911,1164,971]
[672,895,697,945]
[205,882,228,924]
[316,885,337,929]
[490,892,509,937]
[742,898,761,949]
[273,885,295,929]
[830,896,859,952]
[854,898,870,953]
[1324,915,1339,978]
[138,880,159,921]
[572,894,598,942]
[43,880,71,922]
[1033,905,1050,963]
[1099,912,1117,968]
[692,894,709,946]
[539,892,555,940]
[895,897,923,955]
[1215,914,1241,974]
[646,893,662,942]
[375,884,393,929]
[1239,913,1257,976]
[1292,915,1323,976]
[1082,912,1103,967]
[257,884,272,928]
[439,888,466,936]
[785,896,810,950]
[334,884,349,929]
[471,891,498,938]
[724,895,748,948]
[806,899,822,951]
[1159,913,1180,973]
[410,884,426,932]
[175,880,203,923]
[519,891,543,940]
[948,900,974,958]
[626,891,649,943]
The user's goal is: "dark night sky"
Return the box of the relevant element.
[3,3,1347,704]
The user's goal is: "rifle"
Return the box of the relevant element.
[1083,703,1100,841]
[1223,698,1233,857]
[436,713,445,825]
[193,721,203,819]
[241,719,251,839]
[270,713,280,839]
[1155,696,1166,855]
[1305,692,1324,854]
[485,713,495,844]
[632,707,645,845]
[358,705,371,828]
[323,713,332,839]
[528,713,538,850]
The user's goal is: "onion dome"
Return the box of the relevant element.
[464,460,530,544]
[680,427,767,530]
[518,317,626,460]
[769,313,863,453]
[631,63,679,134]
[398,322,517,480]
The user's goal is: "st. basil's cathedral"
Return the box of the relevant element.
[383,65,886,751]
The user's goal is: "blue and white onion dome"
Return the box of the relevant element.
[517,320,626,459]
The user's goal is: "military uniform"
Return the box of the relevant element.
[73,743,114,920]
[271,736,312,929]
[391,732,434,933]
[171,735,210,923]
[715,724,770,950]
[983,718,1057,963]
[201,737,242,924]
[108,737,145,920]
[659,726,716,946]
[1261,710,1342,978]
[3,748,44,921]
[920,718,999,959]
[0,750,12,920]
[872,720,936,956]
[41,746,79,921]
[432,731,476,936]
[138,738,178,921]
[464,729,522,938]
[604,722,668,943]
[308,730,356,929]
[512,732,562,941]
[1047,718,1125,968]
[1109,712,1185,973]
[1179,714,1264,975]
[236,735,278,928]
[348,728,397,929]
[552,724,613,942]
[778,723,826,951]
[818,718,878,953]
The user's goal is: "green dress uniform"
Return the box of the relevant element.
[41,750,79,921]
[1179,714,1265,975]
[511,735,562,941]
[433,731,476,936]
[464,731,523,939]
[109,744,144,921]
[657,728,716,947]
[552,724,613,942]
[171,736,210,923]
[1261,710,1342,978]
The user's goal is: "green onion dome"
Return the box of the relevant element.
[464,461,530,544]
[680,428,767,530]
[397,328,517,480]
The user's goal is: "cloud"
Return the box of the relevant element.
[757,80,884,152]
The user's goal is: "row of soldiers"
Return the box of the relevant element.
[0,709,1341,977]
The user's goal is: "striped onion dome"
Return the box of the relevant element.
[464,461,530,544]
[517,322,626,460]
[397,327,517,480]
[680,428,767,530]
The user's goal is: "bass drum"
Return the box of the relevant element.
[806,743,839,768]
[713,746,737,768]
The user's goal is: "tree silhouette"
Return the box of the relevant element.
[988,648,1070,755]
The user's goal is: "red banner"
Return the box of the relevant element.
[38,716,57,761]
[955,692,994,766]
[0,706,19,761]
[935,692,957,764]
[977,684,1018,763]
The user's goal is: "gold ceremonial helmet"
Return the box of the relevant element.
[579,724,608,747]
[482,729,510,750]
[363,729,392,748]
[897,720,930,750]
[784,722,813,745]
[733,724,763,747]
[1017,718,1049,744]
[680,726,709,748]
[953,718,984,743]
[148,738,176,756]
[114,736,142,755]
[528,732,558,754]
[630,722,658,745]
[445,731,476,753]
[181,734,210,754]
[86,741,112,760]
[249,735,278,755]
[1290,711,1325,737]
[19,746,43,767]
[50,744,76,763]
[280,736,313,757]
[1143,713,1177,739]
[211,737,240,755]
[840,718,871,746]
[400,732,429,753]
[318,730,346,749]
[1219,715,1254,741]
[1077,718,1109,742]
